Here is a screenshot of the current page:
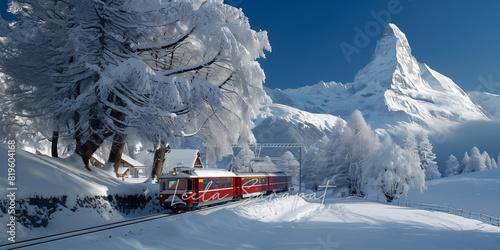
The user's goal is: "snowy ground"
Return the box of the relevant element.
[402,167,500,216]
[32,195,500,250]
[3,146,500,249]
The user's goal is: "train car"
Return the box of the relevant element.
[159,167,237,211]
[266,172,291,194]
[159,167,292,211]
[236,172,268,198]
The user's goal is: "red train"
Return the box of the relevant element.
[159,167,292,211]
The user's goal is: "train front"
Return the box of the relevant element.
[158,170,195,211]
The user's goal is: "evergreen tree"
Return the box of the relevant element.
[482,151,493,170]
[463,147,486,173]
[492,155,498,169]
[418,135,441,180]
[445,154,459,177]
[498,153,500,168]
[458,151,470,175]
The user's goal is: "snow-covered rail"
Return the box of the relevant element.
[363,196,500,227]
[0,212,175,249]
[1,197,249,249]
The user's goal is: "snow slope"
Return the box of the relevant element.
[0,145,158,238]
[267,24,487,137]
[0,145,153,198]
[468,91,500,120]
[35,196,500,250]
[403,166,500,216]
[252,103,345,146]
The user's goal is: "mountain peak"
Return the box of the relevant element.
[374,23,412,61]
[383,23,406,40]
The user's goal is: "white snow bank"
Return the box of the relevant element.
[0,144,159,238]
[234,195,321,222]
[36,196,500,250]
[402,167,500,216]
[0,144,153,199]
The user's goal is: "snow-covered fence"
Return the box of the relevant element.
[363,196,500,227]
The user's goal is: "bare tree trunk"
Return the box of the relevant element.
[108,134,126,175]
[75,140,101,171]
[151,144,168,181]
[75,130,107,171]
[51,131,59,158]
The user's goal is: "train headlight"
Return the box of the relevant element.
[172,171,177,176]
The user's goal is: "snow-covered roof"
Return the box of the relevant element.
[160,168,237,178]
[159,169,290,179]
[117,167,129,175]
[235,172,269,178]
[163,149,201,172]
[121,154,145,168]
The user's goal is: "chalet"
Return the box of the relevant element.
[90,155,105,167]
[163,149,203,173]
[117,154,146,178]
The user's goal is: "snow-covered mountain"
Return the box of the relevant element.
[468,91,500,119]
[266,24,488,138]
[252,103,345,146]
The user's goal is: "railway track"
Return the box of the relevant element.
[0,211,175,250]
[0,199,245,250]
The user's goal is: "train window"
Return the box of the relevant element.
[216,178,220,188]
[161,180,167,191]
[221,178,226,188]
[227,178,232,187]
[165,179,187,191]
[248,178,256,186]
[203,179,211,190]
[245,179,253,186]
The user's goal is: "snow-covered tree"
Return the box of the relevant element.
[363,136,425,202]
[331,110,378,195]
[278,151,300,181]
[445,154,459,177]
[417,135,441,180]
[400,131,418,153]
[458,152,470,174]
[303,112,425,199]
[492,155,498,169]
[251,156,277,172]
[463,147,486,173]
[1,0,270,177]
[482,151,493,170]
[302,137,330,190]
[498,153,500,169]
[229,147,255,172]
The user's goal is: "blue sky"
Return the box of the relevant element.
[225,0,500,93]
[2,1,499,93]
